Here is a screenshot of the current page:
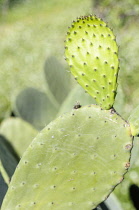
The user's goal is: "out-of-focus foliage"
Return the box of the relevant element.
[0,173,8,206]
[15,87,58,130]
[0,135,19,183]
[0,118,38,157]
[0,0,139,122]
[0,0,23,15]
[44,56,71,105]
[92,0,139,119]
[0,0,91,121]
[92,0,139,28]
[14,56,72,130]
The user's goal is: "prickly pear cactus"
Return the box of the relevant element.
[1,105,133,210]
[65,15,119,110]
[1,15,134,210]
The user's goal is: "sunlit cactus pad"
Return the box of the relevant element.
[65,15,119,110]
[2,105,133,210]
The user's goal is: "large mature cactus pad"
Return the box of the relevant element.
[2,105,132,210]
[65,15,119,110]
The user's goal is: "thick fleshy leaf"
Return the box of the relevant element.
[2,105,132,210]
[65,15,119,110]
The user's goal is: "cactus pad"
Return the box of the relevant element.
[65,15,119,110]
[0,118,38,157]
[1,105,133,210]
[15,88,58,130]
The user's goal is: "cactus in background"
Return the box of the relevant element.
[14,57,72,130]
[44,56,71,105]
[1,15,139,209]
[95,193,124,210]
[0,173,8,207]
[0,135,19,185]
[58,84,125,117]
[0,118,38,157]
[0,118,38,204]
[14,88,58,130]
[128,105,139,136]
[57,84,95,115]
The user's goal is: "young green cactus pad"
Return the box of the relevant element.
[1,105,133,210]
[65,15,119,110]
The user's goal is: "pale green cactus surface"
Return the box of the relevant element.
[65,15,119,110]
[1,105,133,210]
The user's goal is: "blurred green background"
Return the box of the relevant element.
[0,0,139,209]
[0,0,139,121]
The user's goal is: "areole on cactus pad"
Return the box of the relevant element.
[65,15,119,110]
[1,105,133,210]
